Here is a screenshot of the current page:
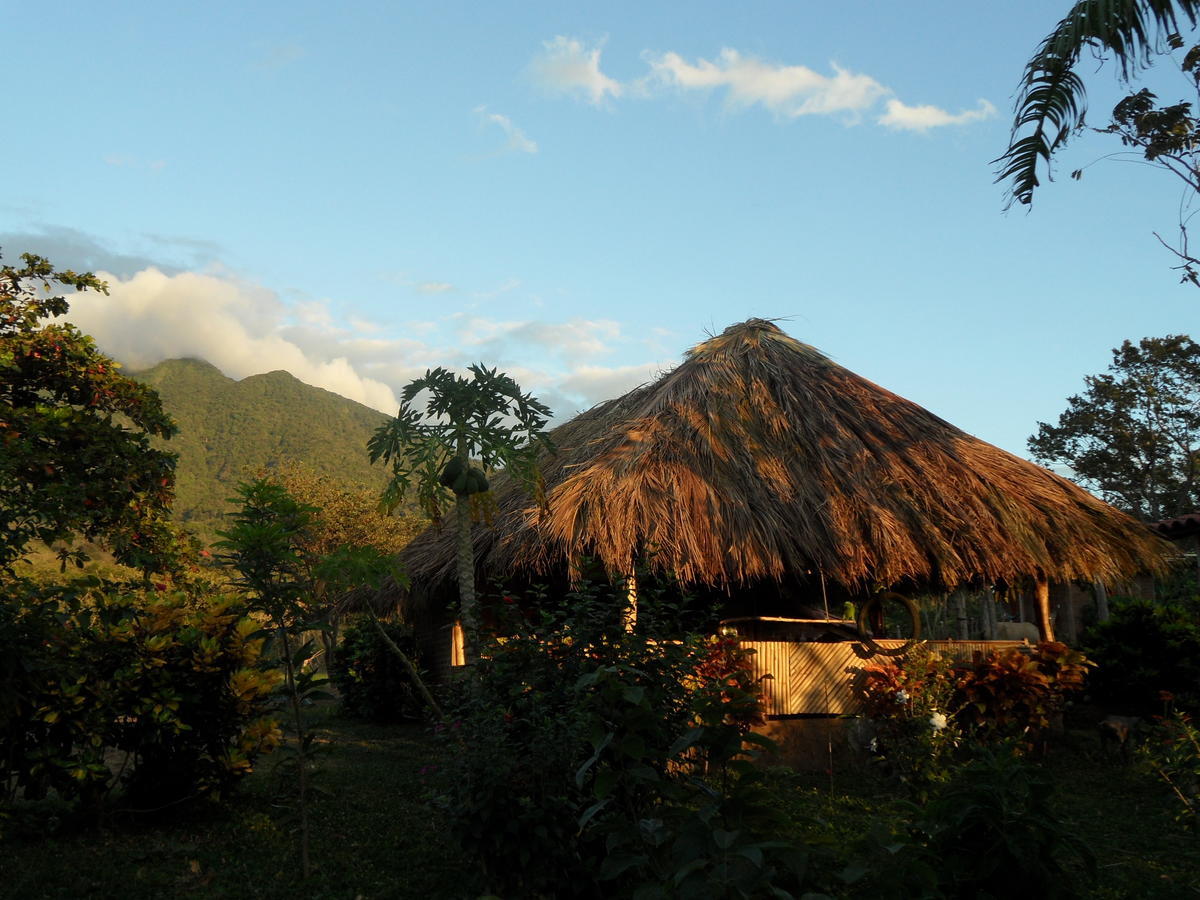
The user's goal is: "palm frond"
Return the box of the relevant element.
[996,0,1200,207]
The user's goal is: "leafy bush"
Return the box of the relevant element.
[860,642,1091,786]
[1,576,280,827]
[920,747,1093,898]
[429,578,812,898]
[1084,600,1200,715]
[955,641,1091,738]
[858,645,964,793]
[842,747,1093,899]
[1138,705,1200,828]
[331,616,425,722]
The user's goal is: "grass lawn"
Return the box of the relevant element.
[1,710,478,899]
[2,711,1197,899]
[763,746,1200,898]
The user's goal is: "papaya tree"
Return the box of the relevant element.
[368,365,552,664]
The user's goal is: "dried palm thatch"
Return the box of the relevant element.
[399,319,1168,599]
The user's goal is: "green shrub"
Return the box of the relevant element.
[1083,600,1200,715]
[919,747,1093,899]
[429,578,811,898]
[858,645,964,793]
[0,576,280,827]
[842,748,1093,899]
[1138,707,1200,828]
[330,616,424,722]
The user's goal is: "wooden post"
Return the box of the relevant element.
[1061,584,1077,645]
[953,590,969,640]
[981,588,996,640]
[1093,581,1110,623]
[623,571,638,632]
[1034,574,1055,642]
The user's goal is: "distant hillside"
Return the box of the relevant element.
[130,358,393,536]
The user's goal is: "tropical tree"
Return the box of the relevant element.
[1028,335,1200,520]
[0,251,177,573]
[1088,67,1200,283]
[997,1,1200,209]
[217,479,330,879]
[267,461,426,655]
[368,365,552,663]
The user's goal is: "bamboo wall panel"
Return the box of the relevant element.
[740,640,1024,717]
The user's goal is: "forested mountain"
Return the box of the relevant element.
[130,358,393,536]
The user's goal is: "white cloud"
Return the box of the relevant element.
[646,48,887,119]
[251,42,305,71]
[462,317,623,362]
[474,106,538,154]
[530,36,622,106]
[472,277,520,300]
[559,362,669,408]
[293,300,334,327]
[103,154,167,172]
[67,268,401,413]
[58,263,677,428]
[530,38,995,134]
[878,98,997,132]
[348,316,382,334]
[415,281,454,294]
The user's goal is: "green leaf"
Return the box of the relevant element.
[574,732,613,787]
[668,726,706,757]
[577,798,609,831]
[712,828,738,850]
[736,844,763,867]
[599,853,647,882]
[622,684,646,705]
[301,689,337,703]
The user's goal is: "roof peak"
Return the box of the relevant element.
[687,317,826,361]
[721,317,783,336]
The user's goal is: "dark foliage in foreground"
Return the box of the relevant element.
[428,578,809,898]
[1084,599,1200,715]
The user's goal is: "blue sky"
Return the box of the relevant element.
[4,1,1197,458]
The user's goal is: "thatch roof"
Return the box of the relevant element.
[399,319,1168,596]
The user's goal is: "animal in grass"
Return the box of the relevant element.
[993,621,1040,642]
[1098,715,1142,760]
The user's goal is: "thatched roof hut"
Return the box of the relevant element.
[399,319,1167,633]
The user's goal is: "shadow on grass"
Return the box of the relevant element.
[1,711,477,900]
[3,712,1197,899]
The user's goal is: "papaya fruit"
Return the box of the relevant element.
[452,469,470,494]
[439,456,466,488]
[465,468,490,494]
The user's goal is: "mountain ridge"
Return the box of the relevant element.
[129,358,393,536]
